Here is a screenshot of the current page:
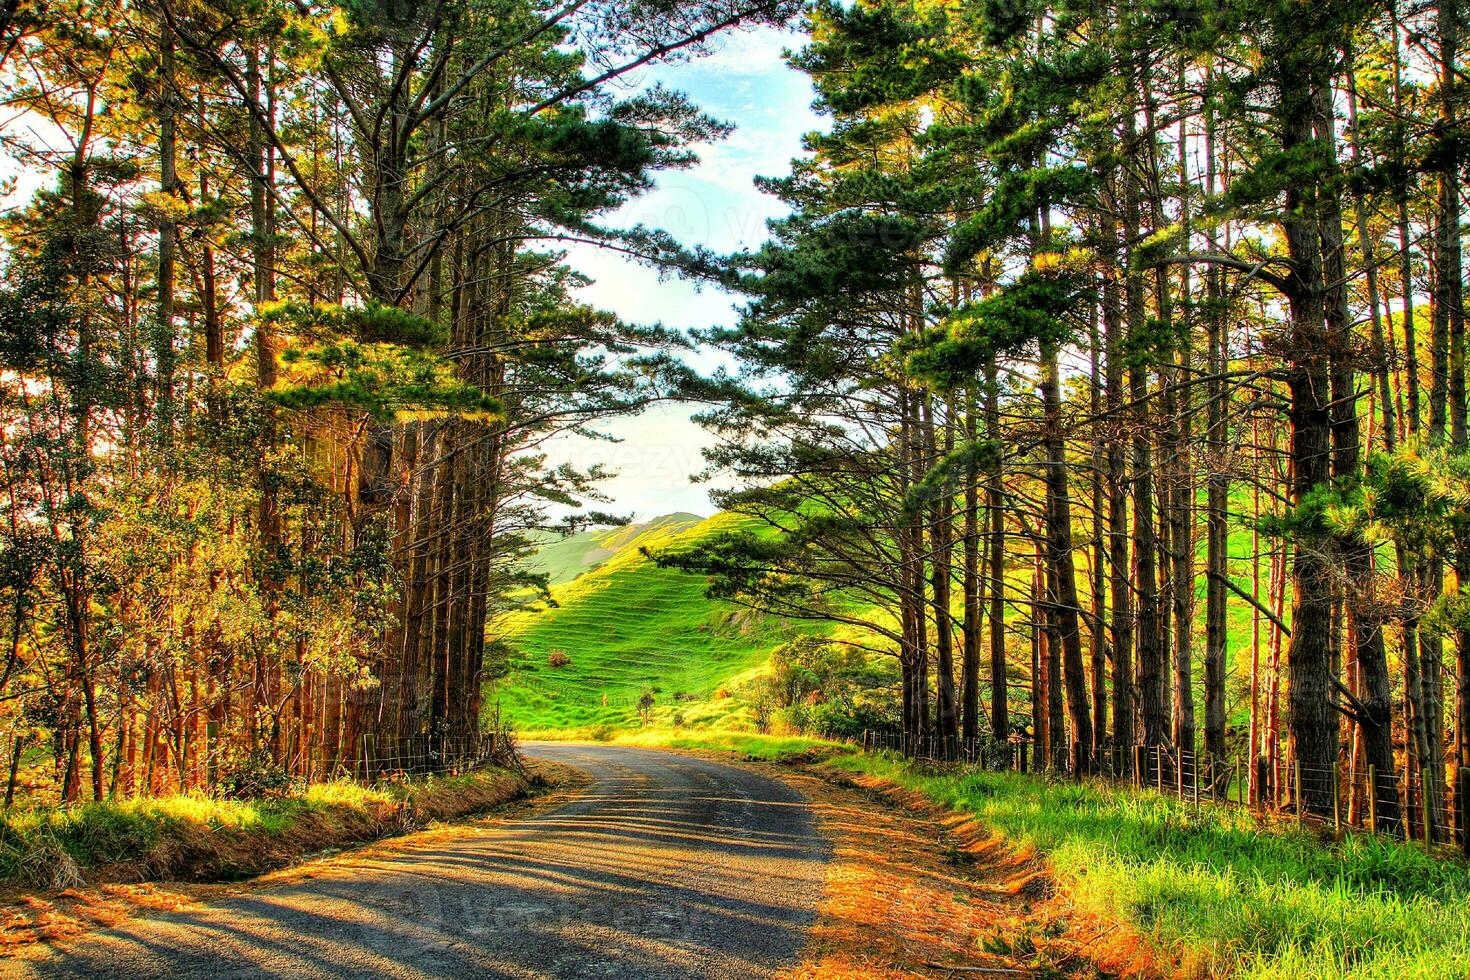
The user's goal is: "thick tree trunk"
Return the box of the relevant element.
[1103,203,1135,772]
[1278,59,1340,817]
[986,357,1009,741]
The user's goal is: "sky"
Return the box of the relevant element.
[541,26,824,521]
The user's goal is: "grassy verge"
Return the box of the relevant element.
[521,724,846,761]
[0,767,537,891]
[829,753,1470,980]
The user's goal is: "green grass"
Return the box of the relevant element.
[524,724,845,760]
[545,719,1470,978]
[831,752,1470,980]
[0,770,525,888]
[492,512,812,730]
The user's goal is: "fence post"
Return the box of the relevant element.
[1133,746,1145,791]
[361,733,376,782]
[1368,764,1379,834]
[205,721,219,791]
[1295,759,1304,827]
[1425,779,1435,847]
[1332,760,1341,833]
[1156,745,1164,792]
[1458,768,1470,857]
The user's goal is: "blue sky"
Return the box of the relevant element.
[542,25,823,521]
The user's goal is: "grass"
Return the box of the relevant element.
[828,752,1470,980]
[0,769,530,889]
[524,724,846,760]
[499,509,1470,976]
[492,512,814,730]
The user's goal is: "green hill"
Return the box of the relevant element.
[493,497,1281,739]
[521,513,704,586]
[491,512,804,731]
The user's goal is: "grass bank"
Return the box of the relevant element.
[584,726,1470,978]
[842,754,1470,979]
[0,767,537,891]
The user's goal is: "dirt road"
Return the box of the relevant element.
[11,743,830,979]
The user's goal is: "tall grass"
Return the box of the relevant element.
[835,753,1470,979]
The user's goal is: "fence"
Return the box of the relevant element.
[193,727,523,796]
[859,729,1470,855]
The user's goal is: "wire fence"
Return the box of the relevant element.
[189,728,525,796]
[859,729,1470,855]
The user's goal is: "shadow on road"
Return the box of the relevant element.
[18,743,830,979]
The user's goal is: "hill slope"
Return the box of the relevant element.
[492,513,802,731]
[521,513,704,586]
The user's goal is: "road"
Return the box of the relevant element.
[11,743,830,979]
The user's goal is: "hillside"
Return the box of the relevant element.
[521,513,705,586]
[491,512,805,731]
[495,501,1277,738]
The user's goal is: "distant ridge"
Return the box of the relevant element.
[522,513,706,586]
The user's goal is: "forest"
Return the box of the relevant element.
[649,0,1470,846]
[0,0,802,803]
[3,0,1470,862]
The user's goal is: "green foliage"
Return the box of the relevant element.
[268,302,501,421]
[904,268,1085,389]
[746,636,897,739]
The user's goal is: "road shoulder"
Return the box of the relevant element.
[0,759,588,962]
[681,751,1162,980]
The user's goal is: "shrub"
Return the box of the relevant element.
[221,748,294,799]
[547,649,571,668]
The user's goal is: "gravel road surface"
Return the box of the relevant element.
[11,742,830,979]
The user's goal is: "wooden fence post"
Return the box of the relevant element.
[1425,781,1435,847]
[1458,768,1470,857]
[1332,761,1341,833]
[1134,746,1146,791]
[205,721,219,791]
[361,733,376,782]
[1368,765,1378,834]
[1295,759,1304,828]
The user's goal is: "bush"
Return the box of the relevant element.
[221,749,294,799]
[547,649,571,668]
[742,637,899,739]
